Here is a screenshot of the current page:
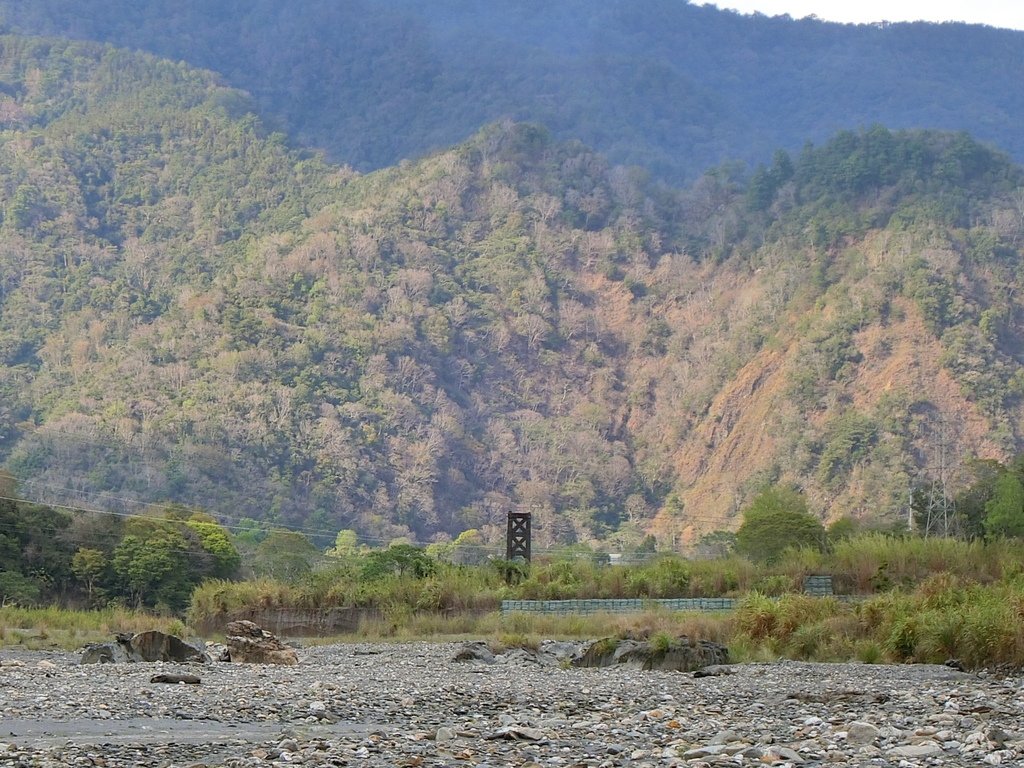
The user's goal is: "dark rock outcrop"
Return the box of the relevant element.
[572,636,728,672]
[453,641,496,664]
[80,632,210,665]
[224,620,299,665]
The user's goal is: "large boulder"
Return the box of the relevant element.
[572,635,728,672]
[130,631,210,663]
[453,641,496,664]
[80,636,133,664]
[453,639,585,667]
[224,620,299,665]
[80,631,210,664]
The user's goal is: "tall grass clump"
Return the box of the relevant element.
[189,578,298,628]
[830,534,1017,593]
[687,556,758,596]
[952,585,1024,668]
[516,558,605,600]
[625,556,691,598]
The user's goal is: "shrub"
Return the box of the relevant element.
[649,631,673,654]
[736,592,779,640]
[735,486,825,563]
[786,621,830,659]
[855,641,882,664]
[884,614,919,661]
[752,574,796,597]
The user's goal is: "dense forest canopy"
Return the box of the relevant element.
[0,0,1021,182]
[0,34,1022,553]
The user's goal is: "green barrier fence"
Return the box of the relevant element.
[500,597,737,615]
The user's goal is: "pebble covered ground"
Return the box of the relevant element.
[1,642,1023,767]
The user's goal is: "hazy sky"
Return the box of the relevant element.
[711,1,1024,30]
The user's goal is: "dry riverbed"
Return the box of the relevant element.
[1,642,1023,767]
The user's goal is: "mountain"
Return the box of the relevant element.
[1,35,1023,550]
[0,1,1022,184]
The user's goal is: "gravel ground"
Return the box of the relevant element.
[1,642,1023,767]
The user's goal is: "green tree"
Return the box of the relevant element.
[0,570,40,606]
[360,543,436,580]
[955,459,1005,539]
[694,530,736,558]
[325,529,359,558]
[185,518,241,578]
[111,524,193,609]
[984,472,1024,538]
[735,485,825,563]
[251,530,319,581]
[71,547,107,603]
[450,528,487,565]
[827,516,859,544]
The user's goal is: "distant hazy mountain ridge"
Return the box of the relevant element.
[1,0,1022,182]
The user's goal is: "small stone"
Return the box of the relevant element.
[682,745,728,759]
[847,721,880,745]
[763,746,804,763]
[987,727,1009,747]
[889,743,943,758]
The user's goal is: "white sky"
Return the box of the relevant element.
[710,1,1024,30]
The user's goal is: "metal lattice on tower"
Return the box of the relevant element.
[506,511,531,562]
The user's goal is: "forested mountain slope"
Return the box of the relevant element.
[1,37,1023,549]
[1,1,1022,183]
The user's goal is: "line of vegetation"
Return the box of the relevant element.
[7,526,1024,669]
[6,465,1024,669]
[0,606,187,650]
[329,577,1024,670]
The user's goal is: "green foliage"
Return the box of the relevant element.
[826,517,859,543]
[956,459,1007,539]
[112,529,188,609]
[625,556,691,598]
[694,530,737,558]
[0,570,41,605]
[325,529,360,558]
[984,472,1024,538]
[360,544,436,581]
[816,411,878,489]
[70,548,106,602]
[0,498,73,602]
[906,265,955,334]
[185,519,241,578]
[746,150,794,211]
[251,531,320,582]
[735,485,825,563]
